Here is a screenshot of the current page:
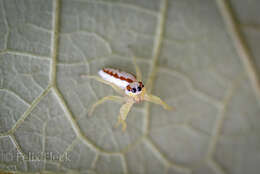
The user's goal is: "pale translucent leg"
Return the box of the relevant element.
[133,56,142,81]
[144,94,174,111]
[81,75,124,95]
[88,95,124,116]
[115,101,134,131]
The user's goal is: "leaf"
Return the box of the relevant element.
[0,0,260,173]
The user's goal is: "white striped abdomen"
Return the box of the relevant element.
[98,68,137,89]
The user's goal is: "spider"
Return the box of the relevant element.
[81,57,173,131]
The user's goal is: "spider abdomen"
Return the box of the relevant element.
[98,68,137,89]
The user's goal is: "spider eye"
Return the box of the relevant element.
[139,82,144,88]
[137,87,142,91]
[131,88,136,93]
[126,85,131,91]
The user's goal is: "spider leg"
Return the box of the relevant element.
[88,95,124,116]
[81,75,124,95]
[144,94,174,111]
[114,101,134,131]
[132,56,142,81]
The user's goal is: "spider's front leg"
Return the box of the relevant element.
[88,95,124,116]
[115,101,134,131]
[133,56,142,81]
[144,94,174,111]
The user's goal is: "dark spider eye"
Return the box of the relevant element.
[131,88,136,93]
[127,85,131,91]
[137,87,142,91]
[139,82,144,88]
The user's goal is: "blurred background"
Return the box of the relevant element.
[0,0,260,174]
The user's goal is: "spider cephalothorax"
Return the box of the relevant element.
[125,81,146,103]
[126,81,144,95]
[81,57,173,131]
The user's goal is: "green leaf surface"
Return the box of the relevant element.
[0,0,260,174]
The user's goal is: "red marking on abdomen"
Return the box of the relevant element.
[103,68,134,83]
